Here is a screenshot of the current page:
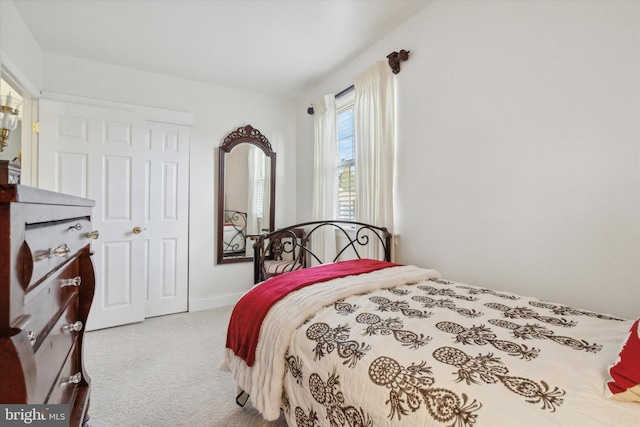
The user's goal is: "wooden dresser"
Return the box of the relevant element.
[0,185,96,426]
[0,159,21,184]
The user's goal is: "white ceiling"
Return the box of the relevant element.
[12,0,430,99]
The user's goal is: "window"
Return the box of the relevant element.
[336,94,355,220]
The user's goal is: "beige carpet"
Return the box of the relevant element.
[84,306,288,427]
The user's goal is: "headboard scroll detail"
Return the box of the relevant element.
[251,220,392,283]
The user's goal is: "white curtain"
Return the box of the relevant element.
[262,156,271,230]
[311,94,338,265]
[354,60,396,259]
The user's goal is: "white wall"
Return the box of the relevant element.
[296,0,640,319]
[0,0,43,91]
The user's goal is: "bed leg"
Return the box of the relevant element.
[235,387,250,407]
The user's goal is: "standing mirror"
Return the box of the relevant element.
[217,125,276,264]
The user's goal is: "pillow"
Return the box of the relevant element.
[264,259,303,276]
[606,318,640,402]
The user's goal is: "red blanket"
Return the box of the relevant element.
[226,259,399,366]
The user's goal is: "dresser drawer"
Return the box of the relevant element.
[32,299,82,403]
[23,217,93,290]
[23,260,81,352]
[47,343,81,405]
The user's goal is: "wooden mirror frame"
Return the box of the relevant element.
[217,125,276,264]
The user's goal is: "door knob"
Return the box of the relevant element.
[132,226,143,234]
[86,230,100,240]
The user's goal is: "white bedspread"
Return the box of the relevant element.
[221,265,640,426]
[220,265,440,419]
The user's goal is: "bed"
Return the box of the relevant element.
[223,210,247,255]
[221,221,640,426]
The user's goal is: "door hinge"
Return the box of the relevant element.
[32,121,40,133]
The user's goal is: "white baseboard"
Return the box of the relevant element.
[189,293,242,312]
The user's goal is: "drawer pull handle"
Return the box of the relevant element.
[60,276,82,288]
[27,331,36,346]
[86,230,100,240]
[68,223,83,231]
[62,321,83,333]
[60,372,82,387]
[49,244,71,259]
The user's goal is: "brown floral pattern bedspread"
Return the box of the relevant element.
[275,268,638,427]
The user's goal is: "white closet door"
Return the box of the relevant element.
[143,121,189,317]
[39,99,147,330]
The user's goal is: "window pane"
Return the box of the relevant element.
[337,109,354,161]
[336,106,355,220]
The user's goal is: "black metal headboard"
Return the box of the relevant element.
[252,220,392,283]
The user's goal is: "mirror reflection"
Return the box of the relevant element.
[223,145,271,255]
[217,125,275,264]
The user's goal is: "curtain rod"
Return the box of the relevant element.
[307,49,410,115]
[336,85,355,98]
[306,85,354,115]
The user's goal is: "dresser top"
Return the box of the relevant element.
[0,185,95,207]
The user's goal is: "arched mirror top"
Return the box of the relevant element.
[220,124,275,156]
[217,124,276,264]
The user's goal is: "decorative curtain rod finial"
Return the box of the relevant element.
[387,49,410,74]
[306,50,411,115]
